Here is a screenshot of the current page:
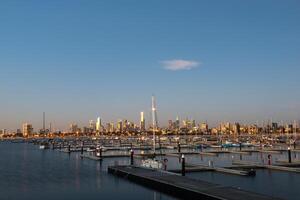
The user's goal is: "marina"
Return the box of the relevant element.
[1,136,300,200]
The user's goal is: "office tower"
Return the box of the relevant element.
[233,123,241,135]
[140,112,145,131]
[200,123,208,133]
[96,117,102,132]
[70,123,78,133]
[106,122,114,133]
[168,120,173,130]
[176,116,180,129]
[89,120,96,132]
[22,123,33,137]
[117,120,123,133]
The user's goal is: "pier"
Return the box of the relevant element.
[108,165,280,200]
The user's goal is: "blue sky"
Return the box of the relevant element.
[0,0,300,130]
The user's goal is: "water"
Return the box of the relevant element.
[187,170,300,200]
[0,142,177,200]
[1,142,299,200]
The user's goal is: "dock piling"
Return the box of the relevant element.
[181,154,185,176]
[130,149,134,165]
[178,142,181,153]
[100,147,103,159]
[288,147,292,163]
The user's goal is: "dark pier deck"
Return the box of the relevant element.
[108,165,281,200]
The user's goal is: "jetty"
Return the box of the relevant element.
[108,165,280,200]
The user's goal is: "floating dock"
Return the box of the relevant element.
[108,165,280,200]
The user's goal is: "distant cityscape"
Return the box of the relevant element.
[0,112,298,138]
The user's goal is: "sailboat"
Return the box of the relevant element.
[141,95,163,169]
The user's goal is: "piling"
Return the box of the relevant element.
[239,142,242,151]
[81,145,84,155]
[130,149,134,165]
[267,154,272,165]
[288,147,292,163]
[68,144,71,153]
[100,147,103,159]
[181,154,185,176]
[178,142,181,153]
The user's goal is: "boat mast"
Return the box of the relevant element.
[152,95,158,156]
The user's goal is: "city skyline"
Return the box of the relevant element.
[1,0,300,129]
[1,109,300,133]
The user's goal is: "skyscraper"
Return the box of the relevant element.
[89,120,96,132]
[96,117,102,132]
[140,111,145,131]
[117,120,123,133]
[22,123,33,137]
[176,116,180,129]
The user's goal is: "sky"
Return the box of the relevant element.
[0,0,300,130]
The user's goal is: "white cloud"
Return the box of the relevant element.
[161,59,200,71]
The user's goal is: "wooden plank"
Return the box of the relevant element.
[108,165,281,200]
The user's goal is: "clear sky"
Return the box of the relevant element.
[0,0,300,130]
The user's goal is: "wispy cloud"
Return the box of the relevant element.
[161,59,201,71]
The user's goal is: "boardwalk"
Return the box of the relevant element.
[108,165,281,200]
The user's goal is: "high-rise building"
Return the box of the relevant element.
[117,120,123,133]
[89,120,96,132]
[106,122,114,133]
[233,123,241,135]
[22,123,33,137]
[168,120,173,130]
[175,116,180,129]
[70,123,78,133]
[140,112,145,131]
[96,117,102,132]
[200,123,208,133]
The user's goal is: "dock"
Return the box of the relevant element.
[232,160,300,173]
[108,165,280,200]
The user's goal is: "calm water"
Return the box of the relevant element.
[1,142,299,200]
[187,170,300,200]
[0,142,177,200]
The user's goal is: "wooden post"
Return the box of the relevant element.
[130,149,134,165]
[178,142,181,153]
[181,154,185,176]
[288,147,292,163]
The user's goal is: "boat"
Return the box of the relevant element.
[141,159,163,169]
[39,143,49,149]
[242,142,253,147]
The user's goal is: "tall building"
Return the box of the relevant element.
[200,123,208,133]
[89,120,96,132]
[233,123,241,135]
[70,123,78,133]
[96,117,102,132]
[175,116,180,129]
[22,123,33,137]
[117,120,123,133]
[140,112,145,131]
[168,120,173,130]
[106,122,114,133]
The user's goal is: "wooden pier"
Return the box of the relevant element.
[232,160,300,173]
[108,165,280,200]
